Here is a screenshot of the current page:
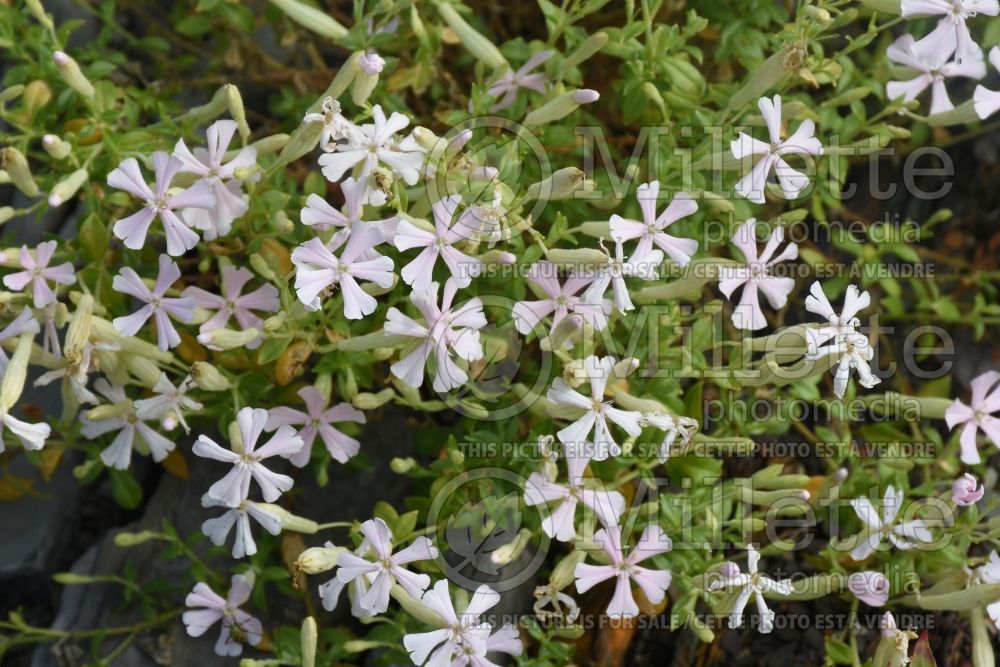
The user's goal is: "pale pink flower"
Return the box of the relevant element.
[106,151,215,255]
[901,0,998,65]
[81,379,174,470]
[974,47,1000,117]
[173,119,257,240]
[718,218,798,330]
[300,175,397,244]
[487,50,552,111]
[512,261,609,346]
[183,266,278,349]
[524,447,626,541]
[886,34,985,114]
[402,580,499,666]
[334,517,437,615]
[804,281,880,398]
[385,279,486,392]
[580,237,663,314]
[3,241,76,308]
[318,539,372,617]
[706,546,793,634]
[134,373,202,434]
[112,254,195,351]
[201,495,283,559]
[0,310,39,374]
[451,623,523,667]
[847,571,890,606]
[574,524,672,618]
[952,472,985,505]
[394,195,482,290]
[266,386,365,466]
[945,371,1000,463]
[546,355,643,460]
[183,574,262,657]
[358,51,386,75]
[849,485,933,560]
[291,227,394,318]
[731,95,823,204]
[609,181,698,266]
[193,406,304,507]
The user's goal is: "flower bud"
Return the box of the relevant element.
[300,617,317,667]
[182,85,229,124]
[125,356,164,388]
[848,571,889,607]
[390,457,417,474]
[273,210,294,234]
[526,167,586,201]
[64,294,94,363]
[270,0,348,39]
[49,169,88,207]
[53,51,95,99]
[0,84,25,106]
[411,126,440,152]
[113,530,164,547]
[190,362,231,391]
[257,503,319,533]
[524,90,598,127]
[435,2,507,69]
[561,31,609,72]
[296,545,344,574]
[478,249,516,266]
[197,327,261,350]
[802,5,832,23]
[490,528,531,566]
[358,51,385,75]
[85,402,133,422]
[249,253,280,283]
[0,333,33,411]
[352,388,395,410]
[1,148,39,197]
[550,550,586,590]
[248,133,289,156]
[952,473,984,506]
[0,207,14,225]
[225,85,250,141]
[41,134,71,159]
[23,80,52,118]
[546,313,583,350]
[470,166,499,181]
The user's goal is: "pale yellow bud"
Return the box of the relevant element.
[41,134,71,159]
[48,169,88,207]
[53,51,95,99]
[190,362,231,391]
[1,148,39,197]
[296,546,344,574]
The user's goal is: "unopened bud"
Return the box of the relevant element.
[273,210,294,234]
[352,388,395,410]
[526,167,585,201]
[113,530,163,547]
[49,168,88,207]
[0,85,25,106]
[1,148,39,197]
[550,550,586,590]
[190,362,230,391]
[42,134,71,159]
[478,249,516,265]
[53,51,95,99]
[490,528,531,566]
[547,313,583,349]
[23,80,52,117]
[0,334,33,411]
[197,327,260,350]
[561,32,608,72]
[257,503,319,533]
[269,0,348,39]
[249,253,279,283]
[436,2,506,69]
[226,85,250,141]
[296,545,345,574]
[0,207,14,225]
[358,51,385,75]
[391,457,417,474]
[411,126,440,152]
[85,402,133,422]
[64,294,93,361]
[524,90,597,127]
[300,617,317,667]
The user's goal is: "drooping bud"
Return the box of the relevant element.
[41,134,71,159]
[190,362,231,391]
[296,545,345,574]
[1,148,39,197]
[524,89,599,127]
[53,51,95,99]
[48,169,88,207]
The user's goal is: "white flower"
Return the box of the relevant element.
[183,265,279,350]
[706,545,793,634]
[642,413,699,463]
[458,188,510,246]
[402,580,500,666]
[718,218,797,330]
[901,0,998,65]
[300,175,397,245]
[302,97,355,152]
[291,226,394,317]
[112,254,195,351]
[546,355,643,460]
[333,517,437,615]
[803,281,880,398]
[193,406,304,507]
[580,237,663,314]
[385,279,486,393]
[731,95,823,204]
[106,151,215,255]
[609,181,698,267]
[201,495,282,559]
[134,373,202,434]
[183,574,262,657]
[512,261,608,347]
[393,195,482,290]
[358,50,386,75]
[318,540,372,617]
[266,385,365,466]
[317,104,424,204]
[524,445,626,541]
[487,50,552,111]
[574,524,672,618]
[0,310,39,374]
[453,622,523,666]
[81,379,174,470]
[2,241,76,308]
[945,371,1000,464]
[974,46,1000,117]
[886,34,985,114]
[0,410,50,453]
[173,119,257,240]
[849,485,933,560]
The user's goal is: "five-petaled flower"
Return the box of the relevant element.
[201,495,283,559]
[133,373,202,434]
[581,237,663,314]
[112,254,196,351]
[402,580,500,667]
[107,151,215,255]
[574,524,673,618]
[718,218,798,330]
[3,241,76,308]
[193,406,304,507]
[901,0,998,65]
[81,379,174,470]
[885,34,985,115]
[487,50,552,111]
[266,385,366,466]
[945,370,1000,463]
[609,181,699,267]
[393,195,483,290]
[849,485,933,560]
[731,95,823,204]
[300,175,397,245]
[512,261,608,347]
[183,265,279,349]
[706,545,793,634]
[803,281,880,398]
[183,574,262,657]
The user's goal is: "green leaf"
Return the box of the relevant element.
[825,638,855,665]
[109,469,142,509]
[175,15,213,37]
